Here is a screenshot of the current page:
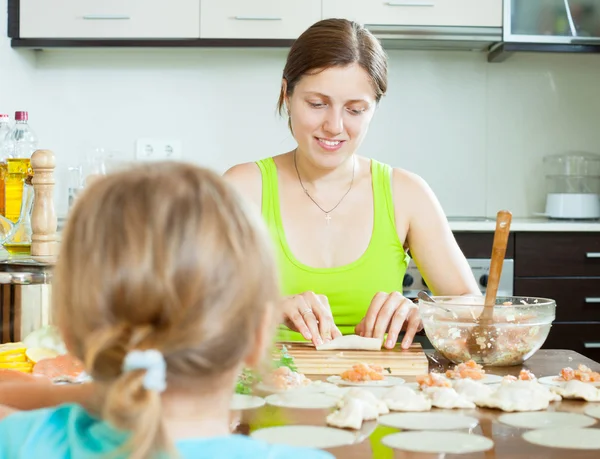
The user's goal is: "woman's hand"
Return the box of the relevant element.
[355,291,423,350]
[281,292,342,347]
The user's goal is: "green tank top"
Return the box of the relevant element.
[256,157,410,341]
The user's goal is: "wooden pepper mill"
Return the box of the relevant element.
[30,149,58,263]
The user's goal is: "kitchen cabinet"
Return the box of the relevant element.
[513,232,600,361]
[454,232,515,259]
[200,0,321,39]
[505,0,600,44]
[322,0,503,28]
[18,0,200,39]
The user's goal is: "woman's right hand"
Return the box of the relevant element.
[281,292,342,347]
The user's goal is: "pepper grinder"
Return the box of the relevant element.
[30,149,57,263]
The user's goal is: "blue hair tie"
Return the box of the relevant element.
[122,349,167,393]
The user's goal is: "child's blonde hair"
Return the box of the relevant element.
[53,162,279,458]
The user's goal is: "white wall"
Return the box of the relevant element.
[2,0,600,218]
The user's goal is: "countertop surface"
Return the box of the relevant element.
[55,214,600,233]
[449,217,600,232]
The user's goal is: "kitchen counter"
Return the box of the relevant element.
[449,217,600,232]
[238,350,600,458]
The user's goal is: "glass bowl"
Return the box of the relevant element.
[417,296,556,367]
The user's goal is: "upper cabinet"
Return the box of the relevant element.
[10,0,507,51]
[200,0,321,39]
[18,0,200,39]
[504,0,600,43]
[322,0,502,28]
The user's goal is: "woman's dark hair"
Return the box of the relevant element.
[277,18,388,120]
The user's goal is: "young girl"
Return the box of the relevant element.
[0,163,332,458]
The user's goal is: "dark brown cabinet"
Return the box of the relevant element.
[454,232,515,258]
[515,233,600,277]
[514,278,600,323]
[541,323,600,363]
[513,232,600,360]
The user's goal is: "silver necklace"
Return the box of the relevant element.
[293,150,355,225]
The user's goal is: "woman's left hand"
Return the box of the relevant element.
[355,292,423,350]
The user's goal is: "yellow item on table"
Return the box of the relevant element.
[0,353,27,363]
[0,361,33,373]
[0,342,27,354]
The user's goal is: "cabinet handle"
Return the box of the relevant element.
[82,15,131,20]
[585,298,600,304]
[386,1,435,6]
[586,252,600,258]
[584,342,600,349]
[234,16,283,21]
[571,37,600,45]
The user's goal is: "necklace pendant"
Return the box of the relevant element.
[325,213,332,225]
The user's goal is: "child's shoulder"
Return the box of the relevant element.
[0,403,123,458]
[0,402,78,431]
[0,404,75,457]
[177,434,334,459]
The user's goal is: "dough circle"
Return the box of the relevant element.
[327,375,405,387]
[523,427,600,449]
[378,412,479,431]
[584,405,600,420]
[250,425,356,448]
[265,392,338,409]
[382,431,494,454]
[230,394,265,410]
[538,376,600,388]
[499,412,597,429]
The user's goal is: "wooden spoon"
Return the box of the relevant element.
[466,210,512,360]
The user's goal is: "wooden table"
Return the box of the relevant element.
[234,350,600,458]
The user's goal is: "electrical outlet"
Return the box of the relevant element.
[135,138,183,161]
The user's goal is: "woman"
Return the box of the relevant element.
[225,18,480,350]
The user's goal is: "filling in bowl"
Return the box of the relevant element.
[419,296,555,366]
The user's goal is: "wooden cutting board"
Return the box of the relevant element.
[274,341,429,376]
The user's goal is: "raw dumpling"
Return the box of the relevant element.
[326,397,365,430]
[476,380,561,412]
[452,379,494,403]
[424,387,476,409]
[382,385,432,412]
[339,387,388,417]
[551,380,600,402]
[316,334,383,351]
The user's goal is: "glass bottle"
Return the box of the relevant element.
[0,114,12,217]
[4,111,36,223]
[2,175,34,255]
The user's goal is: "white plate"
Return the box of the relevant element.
[382,431,494,454]
[378,412,479,431]
[327,375,405,387]
[523,427,600,449]
[585,405,600,420]
[404,382,420,390]
[250,425,356,448]
[538,376,600,388]
[499,412,597,429]
[265,392,338,409]
[230,394,265,411]
[256,380,339,394]
[445,373,503,385]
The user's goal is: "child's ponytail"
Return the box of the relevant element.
[85,326,169,459]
